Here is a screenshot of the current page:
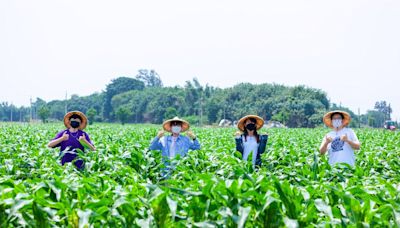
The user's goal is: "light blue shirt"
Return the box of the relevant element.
[149,135,201,158]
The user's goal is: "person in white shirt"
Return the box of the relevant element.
[235,115,268,168]
[319,110,360,166]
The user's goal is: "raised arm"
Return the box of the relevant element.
[341,131,360,150]
[319,135,332,155]
[79,133,96,151]
[189,138,201,150]
[48,131,68,148]
[149,130,165,150]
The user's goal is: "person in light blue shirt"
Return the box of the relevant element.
[149,117,200,177]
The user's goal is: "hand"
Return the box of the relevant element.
[79,134,86,142]
[186,130,196,140]
[157,130,165,138]
[234,131,241,138]
[325,136,333,143]
[61,132,69,141]
[340,134,348,143]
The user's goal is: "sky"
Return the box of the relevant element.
[1,0,399,120]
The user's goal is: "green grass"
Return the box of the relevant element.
[0,122,400,227]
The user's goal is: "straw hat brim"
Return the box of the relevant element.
[162,117,190,133]
[64,111,88,130]
[237,115,265,131]
[323,110,351,128]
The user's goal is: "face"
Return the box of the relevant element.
[70,118,81,124]
[70,118,82,129]
[331,114,343,128]
[170,121,182,127]
[244,119,256,131]
[331,114,343,121]
[171,121,183,134]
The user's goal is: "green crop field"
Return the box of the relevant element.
[1,123,400,227]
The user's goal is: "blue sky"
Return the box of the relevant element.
[1,0,399,119]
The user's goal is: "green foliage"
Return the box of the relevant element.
[374,101,392,120]
[104,77,145,121]
[86,108,97,125]
[0,123,400,226]
[115,107,131,125]
[136,69,163,87]
[38,105,50,123]
[1,76,396,129]
[164,107,178,120]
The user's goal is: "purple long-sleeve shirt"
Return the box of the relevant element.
[52,129,93,169]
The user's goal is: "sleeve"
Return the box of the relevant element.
[349,129,359,143]
[51,130,67,147]
[189,137,201,150]
[235,136,244,155]
[320,133,329,149]
[83,132,94,145]
[149,136,163,150]
[258,134,268,154]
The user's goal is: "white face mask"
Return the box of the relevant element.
[332,119,343,128]
[171,126,182,134]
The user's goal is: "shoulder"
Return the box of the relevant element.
[259,134,268,138]
[326,131,335,136]
[179,135,191,141]
[57,129,68,135]
[345,128,356,134]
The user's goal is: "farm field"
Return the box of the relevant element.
[1,123,400,227]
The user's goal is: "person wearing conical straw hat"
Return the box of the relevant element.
[149,116,200,176]
[319,110,360,166]
[235,115,268,168]
[48,111,95,169]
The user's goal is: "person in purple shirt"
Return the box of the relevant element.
[48,111,95,169]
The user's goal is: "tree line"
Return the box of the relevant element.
[0,70,396,128]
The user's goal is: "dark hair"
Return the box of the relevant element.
[170,121,182,126]
[330,112,344,120]
[69,114,83,121]
[243,118,260,143]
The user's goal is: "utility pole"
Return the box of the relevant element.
[358,108,361,128]
[10,103,13,122]
[199,96,203,126]
[30,97,33,122]
[223,105,226,120]
[65,91,68,113]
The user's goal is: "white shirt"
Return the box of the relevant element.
[325,128,359,166]
[242,136,258,166]
[169,136,178,158]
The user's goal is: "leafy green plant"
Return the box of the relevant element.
[0,123,400,226]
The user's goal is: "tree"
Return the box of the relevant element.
[38,105,50,123]
[374,101,392,120]
[116,107,131,125]
[87,108,97,125]
[367,110,386,128]
[103,77,145,121]
[164,107,178,120]
[136,69,163,87]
